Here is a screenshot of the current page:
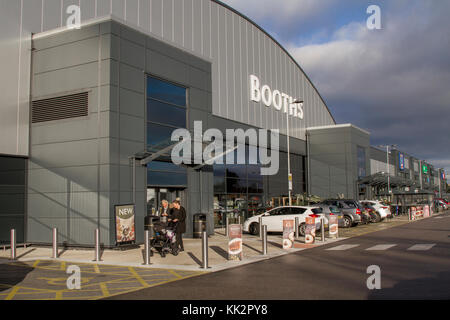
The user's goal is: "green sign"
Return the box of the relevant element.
[422,165,428,174]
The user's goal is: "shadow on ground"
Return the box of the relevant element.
[369,271,450,300]
[0,258,34,293]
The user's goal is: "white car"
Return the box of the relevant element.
[243,206,325,236]
[359,200,391,221]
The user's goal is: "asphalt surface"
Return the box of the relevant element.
[106,212,450,300]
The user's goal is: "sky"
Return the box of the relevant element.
[221,0,450,184]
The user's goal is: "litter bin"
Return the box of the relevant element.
[193,214,207,239]
[144,215,160,238]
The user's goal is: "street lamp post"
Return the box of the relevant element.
[287,100,304,206]
[378,144,397,201]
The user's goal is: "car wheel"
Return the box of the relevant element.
[249,222,259,236]
[343,216,352,228]
[375,212,382,223]
[299,223,306,236]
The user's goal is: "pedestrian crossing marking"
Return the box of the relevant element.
[366,244,397,251]
[407,244,436,251]
[326,244,360,251]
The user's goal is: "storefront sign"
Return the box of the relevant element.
[328,215,338,238]
[422,165,428,174]
[282,220,295,249]
[228,224,243,261]
[115,204,136,244]
[399,153,405,171]
[305,217,316,244]
[250,75,304,119]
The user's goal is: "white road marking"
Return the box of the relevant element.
[434,217,444,219]
[408,244,436,251]
[366,244,397,251]
[326,244,360,251]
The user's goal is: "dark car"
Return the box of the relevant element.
[320,199,363,228]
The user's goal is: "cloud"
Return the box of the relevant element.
[287,1,450,176]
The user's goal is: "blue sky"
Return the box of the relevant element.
[222,0,450,183]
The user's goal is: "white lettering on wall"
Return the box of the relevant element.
[250,75,304,119]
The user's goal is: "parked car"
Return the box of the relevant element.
[313,204,345,228]
[360,203,380,224]
[436,198,449,205]
[320,199,362,228]
[359,200,391,221]
[243,206,324,236]
[436,200,448,210]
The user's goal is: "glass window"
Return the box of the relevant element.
[214,176,225,193]
[147,123,178,147]
[148,161,186,173]
[226,178,247,194]
[147,76,186,106]
[357,146,366,178]
[226,165,247,180]
[148,171,187,187]
[291,207,307,215]
[147,99,186,128]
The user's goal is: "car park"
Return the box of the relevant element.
[320,199,362,228]
[243,206,324,236]
[312,204,345,229]
[359,200,391,221]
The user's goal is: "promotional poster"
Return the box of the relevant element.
[305,217,316,244]
[282,220,295,249]
[115,204,136,244]
[228,224,243,261]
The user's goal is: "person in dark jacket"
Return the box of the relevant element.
[170,200,186,251]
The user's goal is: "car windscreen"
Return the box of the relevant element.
[291,208,307,215]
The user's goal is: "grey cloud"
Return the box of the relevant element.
[290,1,450,176]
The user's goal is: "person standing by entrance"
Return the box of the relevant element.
[159,200,170,223]
[170,200,186,252]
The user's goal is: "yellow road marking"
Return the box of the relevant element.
[32,260,40,268]
[5,286,20,300]
[93,264,100,273]
[100,283,110,297]
[167,269,183,279]
[128,267,149,288]
[55,291,63,300]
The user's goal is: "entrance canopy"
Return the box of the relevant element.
[358,172,420,189]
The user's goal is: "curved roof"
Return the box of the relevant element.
[213,0,336,124]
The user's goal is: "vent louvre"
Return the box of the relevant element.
[32,92,88,123]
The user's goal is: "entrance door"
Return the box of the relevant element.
[147,187,186,215]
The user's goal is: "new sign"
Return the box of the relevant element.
[250,75,304,119]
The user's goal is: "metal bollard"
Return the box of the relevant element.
[10,229,16,260]
[259,217,263,240]
[262,225,268,255]
[238,215,241,225]
[321,217,325,242]
[52,228,58,259]
[94,228,101,262]
[201,231,209,269]
[143,230,151,265]
[226,216,229,237]
[295,217,299,239]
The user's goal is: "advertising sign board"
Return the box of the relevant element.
[115,204,136,244]
[228,224,243,261]
[328,215,338,238]
[399,153,405,171]
[282,220,295,249]
[305,217,316,244]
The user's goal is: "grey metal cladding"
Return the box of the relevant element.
[2,0,335,159]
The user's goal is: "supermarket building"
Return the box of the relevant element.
[0,0,446,246]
